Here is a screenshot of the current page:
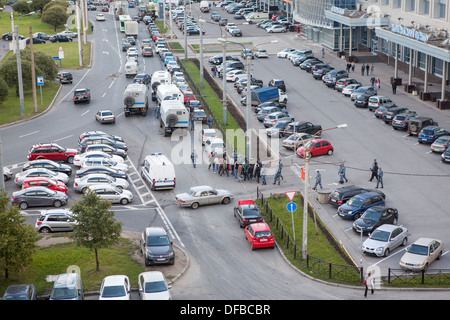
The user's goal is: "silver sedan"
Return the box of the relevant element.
[14,168,70,186]
[73,174,129,193]
[81,157,129,172]
[85,184,133,205]
[175,186,234,209]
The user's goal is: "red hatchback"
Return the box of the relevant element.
[296,139,334,158]
[22,177,68,194]
[245,223,275,250]
[182,90,196,104]
[27,143,78,164]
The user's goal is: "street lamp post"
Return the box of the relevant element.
[301,124,348,260]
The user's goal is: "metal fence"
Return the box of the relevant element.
[387,269,450,286]
[257,191,363,285]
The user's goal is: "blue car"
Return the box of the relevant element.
[418,126,449,144]
[128,2,135,7]
[337,192,385,220]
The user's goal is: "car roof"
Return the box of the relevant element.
[413,238,441,246]
[103,275,128,286]
[374,224,400,232]
[249,222,270,231]
[353,192,380,199]
[4,284,34,295]
[139,271,165,282]
[145,226,167,236]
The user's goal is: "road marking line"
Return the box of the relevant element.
[54,135,73,142]
[80,110,90,116]
[19,131,39,138]
[60,68,91,102]
[102,92,106,97]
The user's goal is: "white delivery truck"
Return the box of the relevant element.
[123,83,149,117]
[159,99,189,136]
[200,0,210,12]
[140,153,176,190]
[156,84,184,106]
[245,12,269,23]
[125,20,139,37]
[151,70,172,101]
[125,60,138,78]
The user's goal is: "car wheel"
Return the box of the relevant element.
[327,149,334,155]
[384,248,390,257]
[437,251,443,260]
[222,197,231,205]
[401,237,408,246]
[39,227,51,234]
[191,202,199,209]
[120,198,129,205]
[67,156,74,164]
[19,202,29,210]
[53,200,62,208]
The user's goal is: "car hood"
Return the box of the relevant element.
[363,237,388,249]
[400,252,426,266]
[146,245,172,256]
[354,218,377,229]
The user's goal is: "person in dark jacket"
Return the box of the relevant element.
[369,159,378,182]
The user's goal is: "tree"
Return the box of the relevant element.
[0,189,38,279]
[41,5,68,32]
[0,77,8,105]
[0,59,42,96]
[12,0,32,14]
[30,0,51,13]
[21,49,58,80]
[70,191,123,272]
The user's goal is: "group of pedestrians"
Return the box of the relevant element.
[361,63,375,76]
[312,159,384,190]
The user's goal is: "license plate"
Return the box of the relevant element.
[157,258,166,261]
[260,238,267,242]
[331,199,336,202]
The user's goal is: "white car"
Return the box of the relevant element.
[58,30,77,38]
[14,168,70,186]
[86,184,133,205]
[81,157,129,172]
[277,48,295,58]
[73,151,124,167]
[201,128,220,146]
[127,47,138,55]
[361,224,409,257]
[342,84,362,96]
[99,275,131,300]
[226,69,246,82]
[263,112,295,128]
[254,49,268,58]
[126,52,138,62]
[138,271,172,300]
[166,60,178,71]
[399,238,444,271]
[96,14,106,21]
[204,137,226,156]
[73,173,129,193]
[266,25,286,33]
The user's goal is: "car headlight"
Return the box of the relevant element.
[375,247,383,253]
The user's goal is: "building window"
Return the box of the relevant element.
[438,0,446,18]
[393,0,402,8]
[417,52,427,70]
[406,0,416,11]
[432,58,444,77]
[420,0,430,14]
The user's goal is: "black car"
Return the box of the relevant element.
[25,37,46,44]
[140,227,175,266]
[328,185,386,207]
[191,109,207,123]
[354,94,371,108]
[382,107,411,124]
[2,284,37,300]
[122,42,132,51]
[187,100,202,111]
[312,67,334,80]
[233,202,263,227]
[22,159,72,176]
[268,79,286,92]
[57,72,73,84]
[2,33,25,41]
[79,136,128,153]
[392,112,419,130]
[50,35,73,43]
[133,73,151,85]
[73,88,91,104]
[352,206,399,234]
[79,130,124,143]
[75,166,127,180]
[34,32,51,40]
[282,121,322,138]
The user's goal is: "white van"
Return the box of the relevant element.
[124,83,149,116]
[140,153,176,190]
[151,70,172,101]
[50,273,84,300]
[125,60,138,78]
[156,84,184,105]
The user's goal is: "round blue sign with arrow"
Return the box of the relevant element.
[286,202,297,212]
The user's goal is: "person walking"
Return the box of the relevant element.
[351,61,355,72]
[254,160,261,183]
[211,65,217,77]
[370,64,374,75]
[366,64,370,76]
[207,115,214,129]
[190,150,198,168]
[321,47,325,58]
[273,160,283,185]
[370,76,376,87]
[155,104,160,119]
[260,164,267,185]
[376,77,381,89]
[361,64,365,76]
[392,80,397,94]
[213,156,219,173]
[243,161,250,181]
[364,271,375,298]
[338,163,348,184]
[346,62,351,73]
[312,169,322,190]
[237,163,243,181]
[208,152,215,170]
[376,167,384,188]
[369,159,378,182]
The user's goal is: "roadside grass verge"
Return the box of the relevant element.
[0,81,60,125]
[167,41,185,54]
[0,237,144,296]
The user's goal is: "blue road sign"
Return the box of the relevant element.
[37,76,44,86]
[286,202,297,212]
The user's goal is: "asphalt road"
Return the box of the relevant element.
[2,4,450,301]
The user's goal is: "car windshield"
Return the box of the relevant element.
[102,285,126,298]
[362,209,381,221]
[408,244,428,256]
[146,235,170,246]
[3,294,29,300]
[370,230,390,242]
[51,287,78,300]
[347,197,364,207]
[144,281,168,293]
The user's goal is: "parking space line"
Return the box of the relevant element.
[53,135,73,142]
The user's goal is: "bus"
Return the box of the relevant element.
[119,15,132,32]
